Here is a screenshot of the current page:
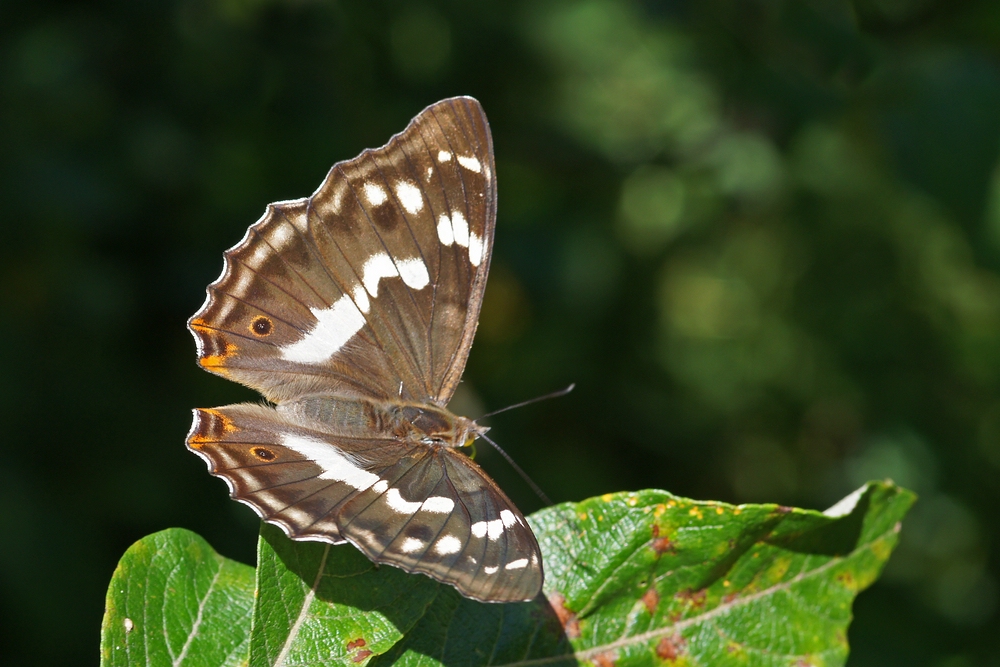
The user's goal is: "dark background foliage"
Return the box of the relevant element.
[2,0,999,664]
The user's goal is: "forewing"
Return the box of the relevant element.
[187,405,542,602]
[188,97,496,404]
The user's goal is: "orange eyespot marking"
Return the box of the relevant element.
[250,315,273,337]
[251,447,276,461]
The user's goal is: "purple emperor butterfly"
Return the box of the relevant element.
[187,97,542,602]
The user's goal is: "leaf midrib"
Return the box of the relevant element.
[272,544,332,667]
[173,558,223,667]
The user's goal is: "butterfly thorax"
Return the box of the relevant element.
[278,395,487,449]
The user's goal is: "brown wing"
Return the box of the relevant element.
[188,405,542,602]
[188,97,496,404]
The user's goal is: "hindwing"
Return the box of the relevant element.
[188,404,542,602]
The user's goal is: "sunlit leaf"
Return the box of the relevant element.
[100,528,255,667]
[244,481,911,667]
[248,524,439,667]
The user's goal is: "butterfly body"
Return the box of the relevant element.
[277,394,487,449]
[187,97,543,602]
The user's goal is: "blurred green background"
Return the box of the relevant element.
[3,0,999,664]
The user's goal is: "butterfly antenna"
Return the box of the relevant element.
[478,432,554,507]
[479,383,575,420]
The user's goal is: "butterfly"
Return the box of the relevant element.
[186,97,543,602]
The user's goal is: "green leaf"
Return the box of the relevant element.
[100,528,255,667]
[104,481,912,667]
[375,480,914,667]
[248,523,440,667]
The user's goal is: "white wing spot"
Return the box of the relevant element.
[362,253,429,295]
[254,490,280,507]
[331,183,346,212]
[372,479,388,494]
[421,496,455,513]
[280,434,378,490]
[457,155,482,173]
[352,284,370,314]
[500,509,518,527]
[437,214,455,246]
[434,535,462,555]
[395,181,423,214]
[505,558,529,570]
[281,506,312,525]
[487,518,503,540]
[280,296,365,364]
[362,253,398,296]
[471,521,487,538]
[245,241,271,269]
[451,211,469,247]
[386,488,421,513]
[397,257,429,289]
[230,269,254,302]
[364,182,387,206]
[437,150,452,162]
[400,537,424,553]
[426,166,434,181]
[270,221,295,248]
[468,232,484,267]
[484,565,499,574]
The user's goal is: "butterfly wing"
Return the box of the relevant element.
[188,97,496,404]
[188,405,542,602]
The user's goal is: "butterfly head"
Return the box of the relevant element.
[393,403,488,450]
[458,417,490,449]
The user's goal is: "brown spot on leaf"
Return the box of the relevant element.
[642,587,660,613]
[655,635,684,661]
[777,505,793,514]
[675,588,706,608]
[723,592,738,604]
[352,649,372,663]
[547,592,580,639]
[591,651,616,667]
[650,524,674,555]
[347,638,367,650]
